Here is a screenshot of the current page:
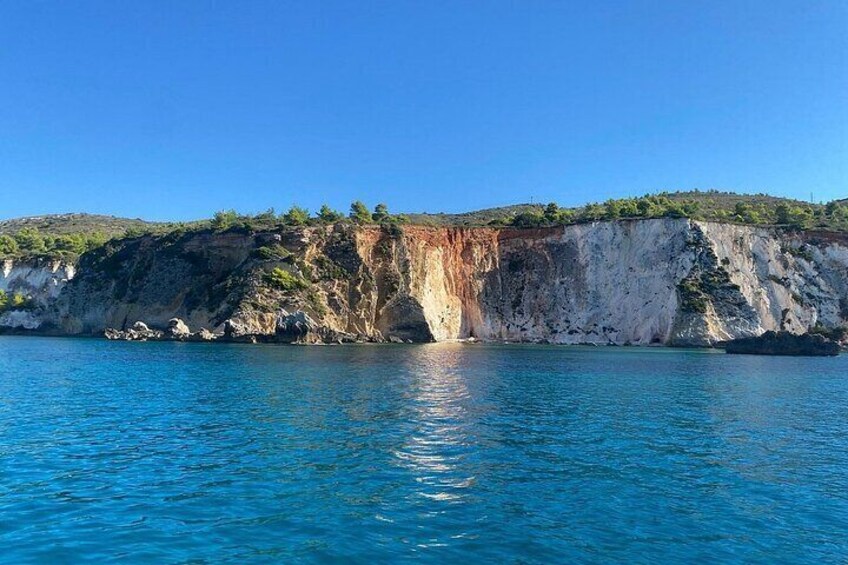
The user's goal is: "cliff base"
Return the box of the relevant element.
[724,331,840,357]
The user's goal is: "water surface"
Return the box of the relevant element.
[1,338,847,563]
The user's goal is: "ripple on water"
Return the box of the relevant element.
[1,339,847,562]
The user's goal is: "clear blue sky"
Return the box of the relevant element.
[1,1,846,221]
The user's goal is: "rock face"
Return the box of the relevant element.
[4,220,848,346]
[0,259,75,330]
[725,331,841,356]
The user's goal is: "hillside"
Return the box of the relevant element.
[0,213,158,237]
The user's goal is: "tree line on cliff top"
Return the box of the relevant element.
[206,193,848,233]
[0,202,403,260]
[2,191,847,262]
[0,229,109,262]
[508,192,848,231]
[205,201,405,232]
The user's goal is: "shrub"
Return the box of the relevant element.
[282,206,310,226]
[253,245,291,261]
[349,201,372,224]
[0,235,19,258]
[372,203,390,222]
[317,205,344,224]
[0,290,32,313]
[211,210,239,231]
[262,267,308,292]
[511,212,547,228]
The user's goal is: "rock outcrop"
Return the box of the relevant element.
[0,258,75,330]
[104,321,163,341]
[105,318,217,342]
[725,331,841,356]
[4,220,848,346]
[165,318,191,339]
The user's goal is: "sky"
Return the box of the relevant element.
[0,1,846,221]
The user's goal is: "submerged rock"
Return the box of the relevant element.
[724,330,840,356]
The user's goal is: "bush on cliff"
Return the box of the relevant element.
[349,201,372,224]
[263,267,308,292]
[317,205,344,224]
[211,210,240,231]
[0,235,19,257]
[253,245,292,261]
[810,324,848,344]
[282,206,310,226]
[0,290,32,313]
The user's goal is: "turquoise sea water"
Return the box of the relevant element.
[1,338,847,563]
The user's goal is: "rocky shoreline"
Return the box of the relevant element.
[102,316,845,356]
[104,312,415,345]
[723,331,841,356]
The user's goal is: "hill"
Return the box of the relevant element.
[403,204,542,226]
[0,214,158,238]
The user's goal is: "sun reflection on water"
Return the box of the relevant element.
[393,346,478,505]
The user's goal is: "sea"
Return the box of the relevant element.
[1,337,846,563]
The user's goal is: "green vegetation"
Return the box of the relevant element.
[349,201,372,224]
[211,210,240,231]
[313,255,350,280]
[0,227,109,261]
[317,205,344,224]
[501,191,848,231]
[253,245,292,261]
[282,206,310,226]
[0,213,155,237]
[372,203,390,222]
[0,290,32,314]
[262,267,309,292]
[810,324,847,342]
[207,201,407,232]
[2,191,846,262]
[677,278,710,313]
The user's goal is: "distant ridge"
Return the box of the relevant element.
[0,213,158,237]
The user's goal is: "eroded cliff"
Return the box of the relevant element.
[2,219,846,346]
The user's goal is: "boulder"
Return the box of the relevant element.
[188,328,217,342]
[223,318,254,341]
[131,321,151,333]
[724,331,840,356]
[275,309,321,343]
[165,318,191,339]
[104,328,124,340]
[104,321,163,341]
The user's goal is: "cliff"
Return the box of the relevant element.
[1,259,75,330]
[2,219,846,346]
